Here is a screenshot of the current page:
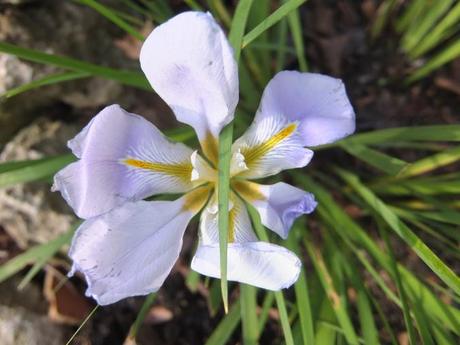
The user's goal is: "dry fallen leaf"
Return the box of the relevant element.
[44,266,93,325]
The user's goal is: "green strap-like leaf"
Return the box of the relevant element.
[336,168,460,296]
[0,42,150,90]
[242,0,307,48]
[217,0,254,313]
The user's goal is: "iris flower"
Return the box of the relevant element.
[53,11,355,305]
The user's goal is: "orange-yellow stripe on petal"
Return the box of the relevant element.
[123,158,193,183]
[231,180,266,203]
[241,123,297,168]
[182,185,212,213]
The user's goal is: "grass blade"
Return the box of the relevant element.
[287,227,315,345]
[65,305,99,345]
[2,71,90,98]
[341,143,409,175]
[275,291,295,345]
[408,39,460,83]
[410,2,460,58]
[305,239,359,345]
[127,293,157,341]
[240,284,259,345]
[0,154,75,189]
[204,301,241,345]
[246,204,294,344]
[217,0,254,313]
[0,42,150,90]
[295,174,460,334]
[396,145,460,178]
[378,223,418,345]
[0,227,75,284]
[242,0,307,48]
[284,3,308,71]
[329,125,460,148]
[258,292,275,333]
[337,168,460,296]
[76,0,144,41]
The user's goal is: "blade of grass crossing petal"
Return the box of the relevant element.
[286,227,315,345]
[127,293,156,341]
[407,39,460,83]
[75,0,144,41]
[283,2,308,71]
[246,203,294,344]
[337,168,460,295]
[378,222,417,345]
[0,154,75,189]
[0,42,150,90]
[340,143,409,175]
[2,71,90,98]
[240,284,259,345]
[242,0,307,48]
[204,301,241,345]
[304,239,359,345]
[0,226,75,284]
[396,145,460,178]
[218,1,254,312]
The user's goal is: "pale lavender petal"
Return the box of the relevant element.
[191,242,301,290]
[140,11,238,141]
[231,115,313,179]
[198,191,257,245]
[234,181,317,239]
[69,187,210,305]
[53,104,199,219]
[257,71,355,147]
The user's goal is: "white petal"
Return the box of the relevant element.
[191,150,217,183]
[231,115,313,179]
[191,242,301,290]
[52,104,206,219]
[257,71,355,147]
[198,192,256,245]
[69,187,210,305]
[233,180,317,239]
[140,11,238,142]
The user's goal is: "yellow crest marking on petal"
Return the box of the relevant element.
[201,131,219,167]
[231,180,266,203]
[123,158,193,182]
[241,123,298,168]
[228,202,236,243]
[182,185,212,213]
